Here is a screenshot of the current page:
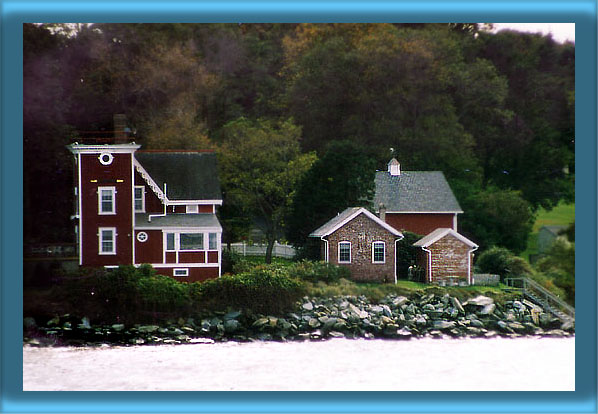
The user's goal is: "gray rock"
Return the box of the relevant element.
[252,318,269,328]
[432,320,456,330]
[24,317,37,329]
[393,296,409,307]
[450,297,465,313]
[78,317,91,329]
[47,316,60,326]
[137,325,159,333]
[302,302,314,311]
[111,324,125,332]
[478,304,496,315]
[224,310,241,320]
[224,319,240,333]
[308,318,321,328]
[465,296,494,307]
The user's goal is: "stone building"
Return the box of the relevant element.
[413,228,478,285]
[309,208,403,283]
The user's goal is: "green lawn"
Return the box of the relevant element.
[522,202,575,261]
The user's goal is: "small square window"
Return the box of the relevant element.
[174,268,189,277]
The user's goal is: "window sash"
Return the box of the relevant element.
[373,242,385,263]
[208,233,218,250]
[134,186,145,212]
[98,187,115,214]
[180,233,204,250]
[338,242,351,263]
[99,228,116,254]
[166,233,175,251]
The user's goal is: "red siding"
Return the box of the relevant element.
[134,230,163,264]
[155,266,219,283]
[135,171,164,214]
[165,252,176,263]
[385,213,455,236]
[207,251,219,263]
[198,205,214,213]
[179,251,206,263]
[80,153,133,266]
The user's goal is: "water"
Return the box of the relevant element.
[23,337,574,391]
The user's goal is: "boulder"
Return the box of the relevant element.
[450,297,465,314]
[302,301,314,311]
[464,296,494,307]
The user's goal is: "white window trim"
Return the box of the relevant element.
[173,268,189,277]
[208,232,219,251]
[137,231,148,243]
[186,204,199,214]
[372,241,386,264]
[134,186,146,213]
[98,152,114,165]
[338,241,351,264]
[98,227,117,255]
[98,186,116,215]
[164,231,207,252]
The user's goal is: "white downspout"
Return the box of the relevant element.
[468,246,479,285]
[320,236,329,262]
[422,246,433,283]
[149,183,167,222]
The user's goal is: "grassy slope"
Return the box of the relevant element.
[521,202,575,261]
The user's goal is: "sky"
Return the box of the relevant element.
[491,23,575,43]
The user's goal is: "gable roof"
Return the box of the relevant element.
[134,151,222,201]
[539,225,567,236]
[413,228,478,249]
[374,171,462,213]
[309,207,403,238]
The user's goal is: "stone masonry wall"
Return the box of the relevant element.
[327,214,397,283]
[428,234,472,284]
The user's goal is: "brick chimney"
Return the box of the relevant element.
[379,203,387,222]
[113,114,128,144]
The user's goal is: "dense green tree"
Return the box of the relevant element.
[217,118,317,263]
[460,188,535,254]
[285,140,376,251]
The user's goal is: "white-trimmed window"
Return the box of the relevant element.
[173,268,189,277]
[186,204,199,214]
[372,241,385,264]
[338,241,351,264]
[165,232,206,251]
[180,233,204,250]
[98,227,116,255]
[98,186,116,215]
[208,233,218,250]
[134,186,145,212]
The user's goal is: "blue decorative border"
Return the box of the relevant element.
[2,1,596,413]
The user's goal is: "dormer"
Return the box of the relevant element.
[388,158,401,176]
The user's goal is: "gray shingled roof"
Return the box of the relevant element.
[373,171,462,213]
[135,152,222,201]
[135,213,222,230]
[309,207,402,238]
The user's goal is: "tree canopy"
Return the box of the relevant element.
[23,23,574,255]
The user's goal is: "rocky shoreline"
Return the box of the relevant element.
[23,293,574,347]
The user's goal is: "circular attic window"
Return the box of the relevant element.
[137,232,148,243]
[98,153,114,165]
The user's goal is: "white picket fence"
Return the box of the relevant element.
[230,242,296,259]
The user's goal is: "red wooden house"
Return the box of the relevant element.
[68,130,222,282]
[373,158,463,236]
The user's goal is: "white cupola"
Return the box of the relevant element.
[387,158,401,176]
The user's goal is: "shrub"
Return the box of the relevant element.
[197,266,304,314]
[137,274,192,314]
[476,246,513,279]
[286,260,350,283]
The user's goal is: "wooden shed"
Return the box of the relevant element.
[413,228,478,285]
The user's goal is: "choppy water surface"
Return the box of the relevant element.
[23,337,574,391]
